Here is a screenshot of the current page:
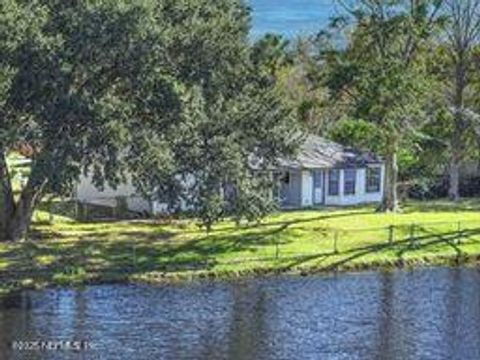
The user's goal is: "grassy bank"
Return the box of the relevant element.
[1,198,480,294]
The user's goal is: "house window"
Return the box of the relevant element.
[328,169,340,196]
[282,172,290,185]
[344,169,356,195]
[366,167,381,193]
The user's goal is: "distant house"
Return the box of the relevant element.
[75,134,385,215]
[275,134,385,208]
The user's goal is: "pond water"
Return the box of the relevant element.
[1,268,480,359]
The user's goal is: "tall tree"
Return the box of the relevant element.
[0,0,296,240]
[441,0,480,200]
[321,0,443,211]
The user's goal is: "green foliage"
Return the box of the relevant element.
[317,0,444,210]
[329,118,384,153]
[251,33,292,78]
[323,1,444,131]
[273,38,337,135]
[0,0,298,236]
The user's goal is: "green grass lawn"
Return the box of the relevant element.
[1,198,480,295]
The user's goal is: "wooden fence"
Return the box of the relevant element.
[269,220,480,262]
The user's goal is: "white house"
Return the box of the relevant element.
[75,134,385,214]
[275,134,384,208]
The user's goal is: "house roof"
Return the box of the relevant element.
[279,134,383,170]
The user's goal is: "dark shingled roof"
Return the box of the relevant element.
[279,134,383,169]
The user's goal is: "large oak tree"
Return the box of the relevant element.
[0,0,297,240]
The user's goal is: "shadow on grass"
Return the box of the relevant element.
[0,221,299,289]
[1,207,480,292]
[279,228,480,273]
[176,208,376,235]
[36,200,376,234]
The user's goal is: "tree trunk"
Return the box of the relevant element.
[448,154,461,201]
[381,144,399,212]
[448,58,466,202]
[0,151,15,242]
[4,177,47,242]
[448,121,463,202]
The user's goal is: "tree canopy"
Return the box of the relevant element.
[316,0,445,211]
[0,0,298,240]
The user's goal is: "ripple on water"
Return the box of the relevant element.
[1,268,480,360]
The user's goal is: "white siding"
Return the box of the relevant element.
[75,174,152,213]
[76,172,195,215]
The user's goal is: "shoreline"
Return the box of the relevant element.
[1,199,479,296]
[2,251,479,296]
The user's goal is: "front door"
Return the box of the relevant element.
[279,170,302,208]
[313,170,324,205]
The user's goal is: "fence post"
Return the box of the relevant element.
[333,230,339,254]
[388,225,394,245]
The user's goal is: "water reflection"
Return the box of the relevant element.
[1,268,480,359]
[226,282,269,359]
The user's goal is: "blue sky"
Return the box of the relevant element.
[250,0,336,38]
